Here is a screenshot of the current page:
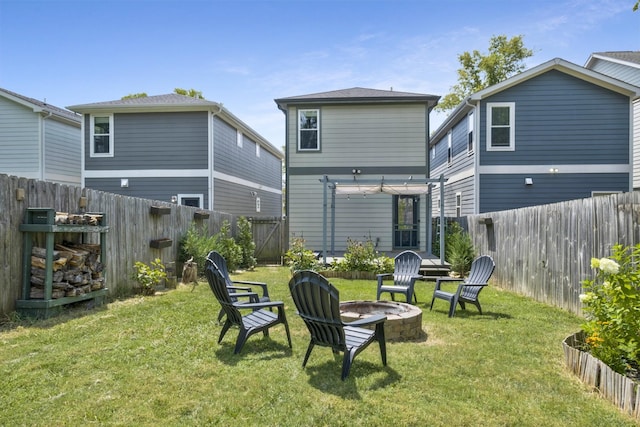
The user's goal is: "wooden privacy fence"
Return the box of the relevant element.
[466,191,640,315]
[0,174,285,316]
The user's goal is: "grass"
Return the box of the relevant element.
[0,265,637,426]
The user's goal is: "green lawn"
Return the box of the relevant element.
[1,266,637,426]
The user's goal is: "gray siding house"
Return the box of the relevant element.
[430,58,640,216]
[275,87,440,255]
[0,88,81,185]
[68,94,283,217]
[585,51,640,189]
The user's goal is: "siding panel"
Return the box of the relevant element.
[0,97,40,175]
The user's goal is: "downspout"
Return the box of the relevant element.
[209,104,223,210]
[40,111,52,181]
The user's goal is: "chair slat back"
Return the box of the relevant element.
[204,259,244,325]
[461,255,495,299]
[289,270,346,348]
[393,250,422,285]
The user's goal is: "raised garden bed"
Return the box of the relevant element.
[563,331,639,419]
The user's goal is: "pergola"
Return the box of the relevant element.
[320,175,448,265]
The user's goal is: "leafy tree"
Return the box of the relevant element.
[634,0,639,11]
[121,93,148,99]
[435,35,533,112]
[174,88,204,99]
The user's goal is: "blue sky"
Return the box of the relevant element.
[0,0,638,148]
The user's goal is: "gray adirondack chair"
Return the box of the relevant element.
[206,251,270,321]
[376,250,423,303]
[289,270,387,380]
[430,255,495,317]
[204,259,291,354]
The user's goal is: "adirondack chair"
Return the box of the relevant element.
[376,250,423,303]
[289,270,387,380]
[204,259,291,354]
[206,251,271,321]
[430,255,495,317]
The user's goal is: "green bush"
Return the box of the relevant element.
[236,216,257,270]
[332,238,393,274]
[284,237,320,273]
[132,258,166,295]
[581,244,640,374]
[213,220,243,272]
[445,222,476,276]
[179,223,216,269]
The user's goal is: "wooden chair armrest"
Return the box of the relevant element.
[434,276,463,291]
[232,280,270,298]
[227,285,252,291]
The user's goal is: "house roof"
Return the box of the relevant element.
[585,51,640,69]
[275,87,440,110]
[0,87,81,125]
[430,57,640,145]
[68,94,283,159]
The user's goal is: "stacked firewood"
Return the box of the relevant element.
[54,212,103,226]
[29,243,105,299]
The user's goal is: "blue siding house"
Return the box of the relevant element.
[68,94,283,217]
[430,58,640,215]
[584,51,640,189]
[0,88,81,185]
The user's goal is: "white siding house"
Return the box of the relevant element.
[0,88,81,185]
[585,51,640,189]
[275,87,440,257]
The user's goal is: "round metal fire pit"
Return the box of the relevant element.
[340,300,423,341]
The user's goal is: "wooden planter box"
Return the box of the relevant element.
[149,238,173,249]
[149,206,171,216]
[563,331,640,419]
[193,211,210,220]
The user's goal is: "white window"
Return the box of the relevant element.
[255,197,261,213]
[467,111,474,154]
[178,194,203,208]
[298,109,319,151]
[90,115,113,157]
[431,146,435,160]
[447,131,452,166]
[455,192,462,217]
[237,130,243,148]
[256,142,261,158]
[487,102,515,151]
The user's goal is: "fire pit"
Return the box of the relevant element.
[340,300,423,341]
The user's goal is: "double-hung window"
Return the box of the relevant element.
[467,111,474,154]
[298,109,319,151]
[487,102,515,151]
[90,115,113,157]
[447,131,452,166]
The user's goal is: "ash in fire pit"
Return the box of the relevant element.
[340,300,423,341]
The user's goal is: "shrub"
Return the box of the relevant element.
[214,220,242,272]
[445,222,476,276]
[332,238,393,274]
[132,258,167,295]
[284,237,320,273]
[179,223,216,269]
[236,216,257,270]
[581,244,640,374]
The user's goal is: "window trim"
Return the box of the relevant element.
[297,108,320,151]
[256,142,261,158]
[455,192,462,217]
[90,114,114,157]
[486,102,515,151]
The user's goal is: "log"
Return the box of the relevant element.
[32,247,60,260]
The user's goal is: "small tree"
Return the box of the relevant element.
[214,220,242,272]
[236,216,257,270]
[174,88,204,99]
[284,237,320,274]
[436,35,533,112]
[445,222,476,276]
